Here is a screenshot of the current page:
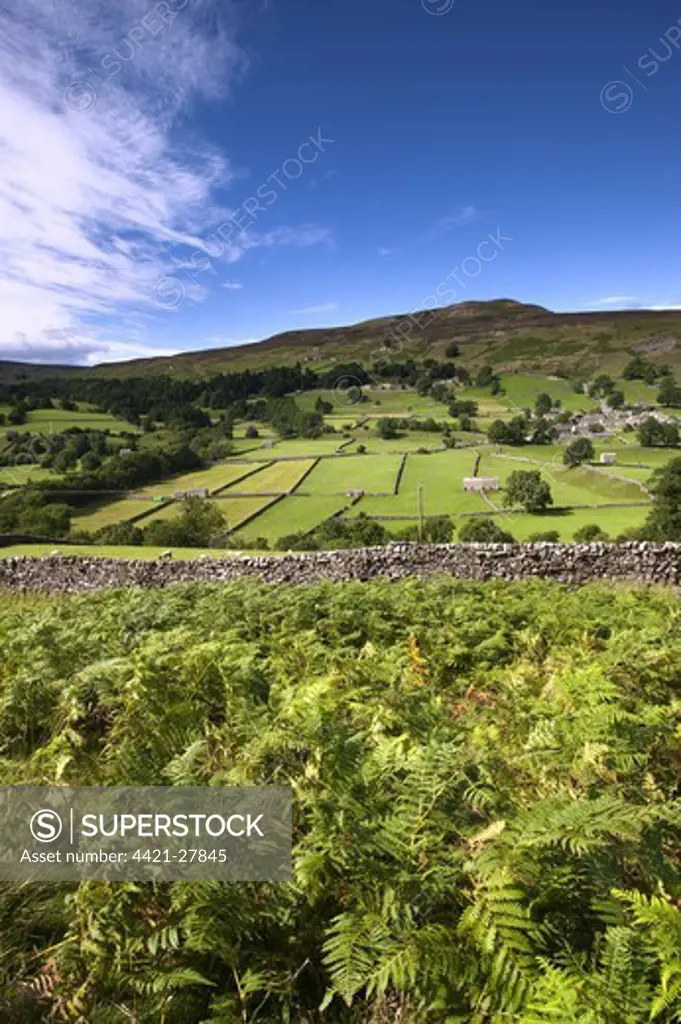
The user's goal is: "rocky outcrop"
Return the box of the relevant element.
[1,543,680,593]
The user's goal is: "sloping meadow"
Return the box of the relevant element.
[0,578,679,1022]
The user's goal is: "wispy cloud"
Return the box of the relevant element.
[590,295,640,307]
[309,169,338,189]
[377,205,481,259]
[0,1,331,366]
[587,296,681,312]
[222,281,244,290]
[289,301,339,316]
[440,205,480,228]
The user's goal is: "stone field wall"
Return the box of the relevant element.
[1,543,681,593]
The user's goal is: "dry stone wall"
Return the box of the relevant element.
[1,543,681,593]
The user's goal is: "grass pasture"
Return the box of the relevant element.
[72,499,166,533]
[143,494,277,531]
[0,465,57,487]
[134,462,267,498]
[0,544,245,559]
[302,454,403,494]
[226,459,316,494]
[479,454,647,506]
[239,438,346,459]
[493,503,650,541]
[234,495,350,542]
[0,406,138,434]
[495,373,599,413]
[295,388,453,420]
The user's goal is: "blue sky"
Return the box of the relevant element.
[1,0,680,364]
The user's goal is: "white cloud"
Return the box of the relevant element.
[441,205,480,228]
[377,246,393,257]
[0,1,331,366]
[289,301,339,316]
[0,335,180,366]
[222,281,244,290]
[590,296,640,307]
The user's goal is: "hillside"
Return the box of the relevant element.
[4,299,681,380]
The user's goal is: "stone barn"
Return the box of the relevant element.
[463,477,500,492]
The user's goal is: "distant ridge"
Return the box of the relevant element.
[2,298,681,380]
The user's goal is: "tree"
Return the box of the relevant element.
[7,404,27,426]
[377,418,399,439]
[607,389,625,409]
[423,515,453,542]
[564,437,594,467]
[0,489,71,537]
[657,375,681,408]
[590,374,615,397]
[444,341,460,358]
[530,418,558,445]
[528,530,560,542]
[144,498,228,548]
[534,392,552,416]
[21,502,71,537]
[641,457,681,540]
[245,425,260,439]
[449,400,478,418]
[506,470,553,513]
[638,417,679,448]
[574,523,610,542]
[459,517,516,543]
[80,452,102,473]
[488,416,527,446]
[53,448,79,474]
[623,354,662,382]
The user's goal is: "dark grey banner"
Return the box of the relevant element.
[0,786,292,881]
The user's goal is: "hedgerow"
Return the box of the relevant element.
[0,579,679,1022]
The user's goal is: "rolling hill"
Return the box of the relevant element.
[3,299,681,380]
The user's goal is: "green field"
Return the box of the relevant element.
[0,405,137,434]
[302,454,402,494]
[72,499,166,533]
[0,544,248,559]
[134,461,266,497]
[226,459,316,493]
[0,465,57,486]
[143,494,278,531]
[493,503,651,540]
[295,388,453,420]
[5,369,681,550]
[239,437,346,459]
[479,454,646,506]
[494,373,600,413]
[234,494,350,542]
